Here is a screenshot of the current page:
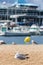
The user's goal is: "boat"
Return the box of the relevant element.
[29,24,40,35]
[39,25,43,35]
[0,24,30,36]
[4,26,30,36]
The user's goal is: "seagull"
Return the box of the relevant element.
[14,52,26,60]
[31,40,38,44]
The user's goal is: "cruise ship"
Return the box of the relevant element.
[0,0,43,36]
[0,0,43,26]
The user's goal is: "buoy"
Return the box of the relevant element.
[24,36,31,43]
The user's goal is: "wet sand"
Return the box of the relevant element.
[0,45,43,65]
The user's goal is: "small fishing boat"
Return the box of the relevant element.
[29,24,40,35]
[39,25,43,35]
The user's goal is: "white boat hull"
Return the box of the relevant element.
[0,32,5,36]
[29,31,40,35]
[4,32,30,36]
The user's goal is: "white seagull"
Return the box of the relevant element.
[31,40,38,44]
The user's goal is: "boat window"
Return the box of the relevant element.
[2,27,6,32]
[40,28,43,29]
[13,28,21,30]
[30,28,38,30]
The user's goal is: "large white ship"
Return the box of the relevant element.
[0,0,43,26]
[0,0,43,36]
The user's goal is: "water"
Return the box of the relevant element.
[0,36,43,44]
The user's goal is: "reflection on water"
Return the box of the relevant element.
[0,36,43,44]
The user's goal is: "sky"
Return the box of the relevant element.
[0,0,43,9]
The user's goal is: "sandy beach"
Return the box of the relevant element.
[0,45,43,65]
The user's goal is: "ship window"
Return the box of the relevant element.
[2,27,6,32]
[31,28,38,30]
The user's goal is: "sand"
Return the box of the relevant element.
[0,45,43,65]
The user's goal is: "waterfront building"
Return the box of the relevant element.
[0,0,43,26]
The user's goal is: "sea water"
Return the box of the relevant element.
[0,36,43,44]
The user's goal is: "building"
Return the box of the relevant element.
[0,1,43,26]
